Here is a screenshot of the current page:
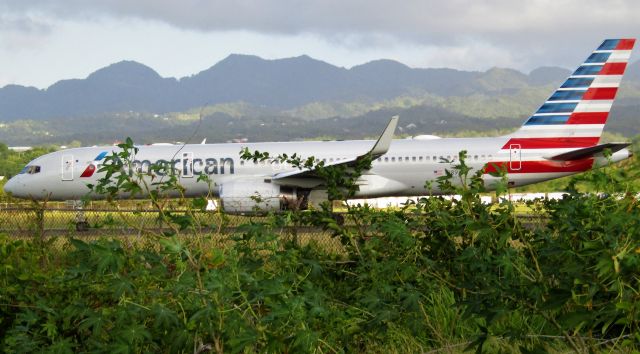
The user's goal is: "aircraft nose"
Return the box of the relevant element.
[3,176,24,198]
[3,176,17,195]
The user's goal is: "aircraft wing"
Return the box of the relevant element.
[545,142,630,161]
[270,116,398,182]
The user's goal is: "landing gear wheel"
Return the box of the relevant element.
[331,213,345,226]
[76,221,90,232]
[72,200,89,232]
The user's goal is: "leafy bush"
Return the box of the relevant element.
[1,144,639,352]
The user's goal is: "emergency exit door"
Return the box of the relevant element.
[509,144,521,171]
[62,154,74,181]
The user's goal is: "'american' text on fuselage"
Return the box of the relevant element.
[125,157,235,176]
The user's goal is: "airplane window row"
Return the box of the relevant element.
[376,154,493,163]
[238,154,494,167]
[240,157,350,166]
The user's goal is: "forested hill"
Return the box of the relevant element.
[2,56,640,146]
[1,54,606,121]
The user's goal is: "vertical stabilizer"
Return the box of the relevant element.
[506,39,635,151]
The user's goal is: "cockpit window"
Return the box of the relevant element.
[19,165,41,174]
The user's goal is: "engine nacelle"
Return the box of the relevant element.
[219,180,306,214]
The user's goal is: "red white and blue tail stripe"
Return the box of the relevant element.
[488,39,635,175]
[506,38,635,150]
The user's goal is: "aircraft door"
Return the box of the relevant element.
[509,144,522,171]
[182,152,194,178]
[62,154,74,181]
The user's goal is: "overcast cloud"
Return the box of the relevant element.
[1,0,638,88]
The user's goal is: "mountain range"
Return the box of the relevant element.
[7,54,638,121]
[1,55,640,146]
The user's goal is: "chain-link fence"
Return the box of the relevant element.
[0,200,549,253]
[0,202,346,252]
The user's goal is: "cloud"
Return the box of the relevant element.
[2,1,638,60]
[0,13,53,53]
[0,0,638,88]
[0,15,49,33]
[3,0,639,38]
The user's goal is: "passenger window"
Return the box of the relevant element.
[384,157,389,162]
[391,157,396,162]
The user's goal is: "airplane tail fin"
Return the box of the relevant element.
[506,38,635,150]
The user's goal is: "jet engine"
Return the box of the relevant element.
[219,180,307,214]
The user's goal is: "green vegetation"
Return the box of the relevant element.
[0,143,56,179]
[1,139,640,352]
[2,82,640,146]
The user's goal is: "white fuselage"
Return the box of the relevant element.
[3,136,630,201]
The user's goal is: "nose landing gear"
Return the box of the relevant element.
[71,200,90,232]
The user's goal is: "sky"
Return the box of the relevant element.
[1,0,639,89]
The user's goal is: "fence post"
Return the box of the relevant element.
[31,200,46,244]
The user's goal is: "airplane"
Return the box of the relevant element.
[3,38,636,214]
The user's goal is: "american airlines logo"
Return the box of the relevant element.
[80,151,108,178]
[128,157,235,176]
[80,152,236,178]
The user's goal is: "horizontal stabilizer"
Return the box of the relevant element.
[546,142,630,161]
